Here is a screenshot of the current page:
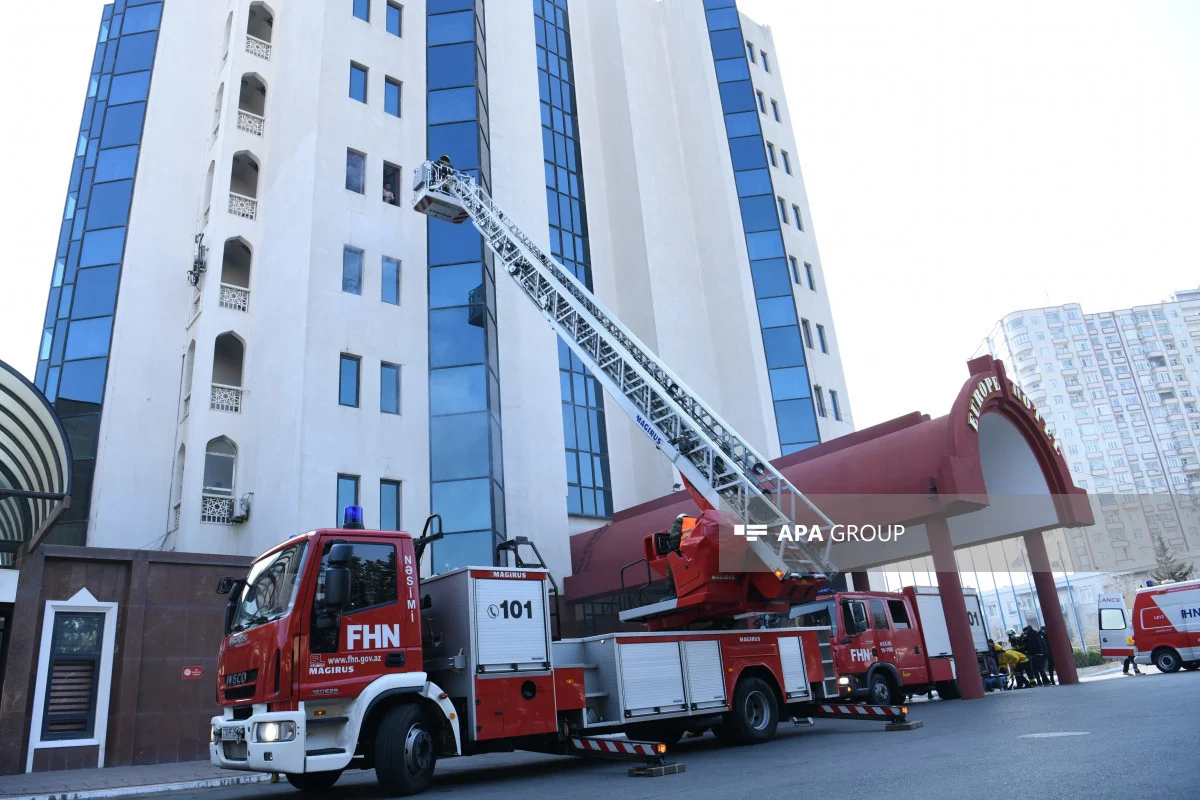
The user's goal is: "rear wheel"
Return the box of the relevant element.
[867,672,895,706]
[1153,648,1182,674]
[375,704,437,796]
[935,680,961,700]
[286,770,342,794]
[716,677,779,745]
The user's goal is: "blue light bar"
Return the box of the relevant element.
[343,505,365,529]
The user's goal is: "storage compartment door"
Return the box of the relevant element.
[915,593,953,657]
[778,636,810,700]
[474,578,549,671]
[618,642,686,718]
[682,640,726,711]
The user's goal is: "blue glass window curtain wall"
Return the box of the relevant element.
[704,0,820,455]
[33,0,163,545]
[534,0,612,518]
[426,0,506,570]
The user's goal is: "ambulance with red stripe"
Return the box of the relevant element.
[1098,578,1200,673]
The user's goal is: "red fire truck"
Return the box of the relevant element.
[208,161,914,795]
[788,586,990,704]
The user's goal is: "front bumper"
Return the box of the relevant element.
[210,708,305,775]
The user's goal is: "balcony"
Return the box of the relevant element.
[211,383,243,413]
[171,502,181,532]
[220,283,250,312]
[245,34,271,60]
[201,494,235,524]
[228,192,257,219]
[237,109,264,136]
[180,392,191,422]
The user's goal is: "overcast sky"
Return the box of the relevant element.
[1,1,1198,433]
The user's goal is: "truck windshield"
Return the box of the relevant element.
[231,542,308,632]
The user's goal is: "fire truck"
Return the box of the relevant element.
[209,161,913,795]
[789,586,989,704]
[1099,578,1200,673]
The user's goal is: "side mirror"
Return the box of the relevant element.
[328,542,353,567]
[324,566,351,608]
[216,576,236,595]
[653,532,672,557]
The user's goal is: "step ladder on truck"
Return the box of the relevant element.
[207,160,920,798]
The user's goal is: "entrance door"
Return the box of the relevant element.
[885,598,928,685]
[839,598,876,670]
[1097,593,1134,658]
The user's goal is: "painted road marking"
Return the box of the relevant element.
[1019,732,1091,738]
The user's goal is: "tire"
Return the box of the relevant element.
[867,672,895,706]
[717,677,779,745]
[286,770,342,794]
[935,680,961,700]
[1183,661,1200,671]
[1153,648,1182,674]
[375,704,437,796]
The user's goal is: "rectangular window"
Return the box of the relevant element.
[789,255,801,285]
[746,42,756,63]
[830,390,842,421]
[886,599,908,627]
[336,474,360,525]
[41,612,104,740]
[761,51,771,72]
[353,0,370,22]
[385,77,401,117]
[382,162,400,205]
[817,324,828,353]
[771,99,780,121]
[386,2,402,36]
[349,63,368,103]
[381,256,400,304]
[339,354,361,407]
[801,318,813,349]
[346,149,366,193]
[791,205,802,231]
[342,246,363,294]
[756,90,766,113]
[804,262,815,291]
[380,480,401,530]
[766,141,776,166]
[381,362,400,414]
[776,197,788,224]
[814,385,826,417]
[781,150,791,174]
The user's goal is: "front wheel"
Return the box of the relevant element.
[716,677,779,745]
[1153,648,1182,673]
[286,770,342,794]
[375,704,437,796]
[867,673,895,706]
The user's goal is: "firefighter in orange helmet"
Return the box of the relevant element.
[664,513,697,597]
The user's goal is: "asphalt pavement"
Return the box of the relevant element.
[151,670,1198,800]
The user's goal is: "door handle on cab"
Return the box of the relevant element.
[385,652,406,668]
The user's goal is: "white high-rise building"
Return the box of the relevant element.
[974,290,1200,573]
[31,0,853,580]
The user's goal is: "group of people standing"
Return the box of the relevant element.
[989,624,1057,689]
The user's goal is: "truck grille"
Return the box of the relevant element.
[224,669,258,687]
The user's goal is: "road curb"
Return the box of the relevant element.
[0,772,271,800]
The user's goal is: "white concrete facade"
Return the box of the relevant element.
[81,0,855,579]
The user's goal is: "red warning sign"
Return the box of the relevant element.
[182,666,204,679]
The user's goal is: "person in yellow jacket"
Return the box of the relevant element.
[998,646,1031,688]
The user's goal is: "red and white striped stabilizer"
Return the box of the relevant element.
[570,737,662,757]
[817,704,904,717]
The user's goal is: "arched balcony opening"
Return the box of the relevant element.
[237,74,266,136]
[228,152,260,220]
[181,340,196,420]
[171,444,186,532]
[221,12,233,60]
[211,332,245,413]
[246,2,274,60]
[219,238,252,312]
[212,83,225,134]
[202,436,237,524]
[201,161,215,228]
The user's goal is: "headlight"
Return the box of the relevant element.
[257,721,297,743]
[837,676,851,686]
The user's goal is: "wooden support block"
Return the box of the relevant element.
[628,762,687,777]
[885,720,924,731]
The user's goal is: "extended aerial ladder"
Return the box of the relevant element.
[412,159,838,619]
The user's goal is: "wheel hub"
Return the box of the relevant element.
[745,690,770,731]
[404,726,433,775]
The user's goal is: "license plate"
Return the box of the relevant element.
[220,726,244,742]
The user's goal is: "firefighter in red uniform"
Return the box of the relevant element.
[664,513,697,597]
